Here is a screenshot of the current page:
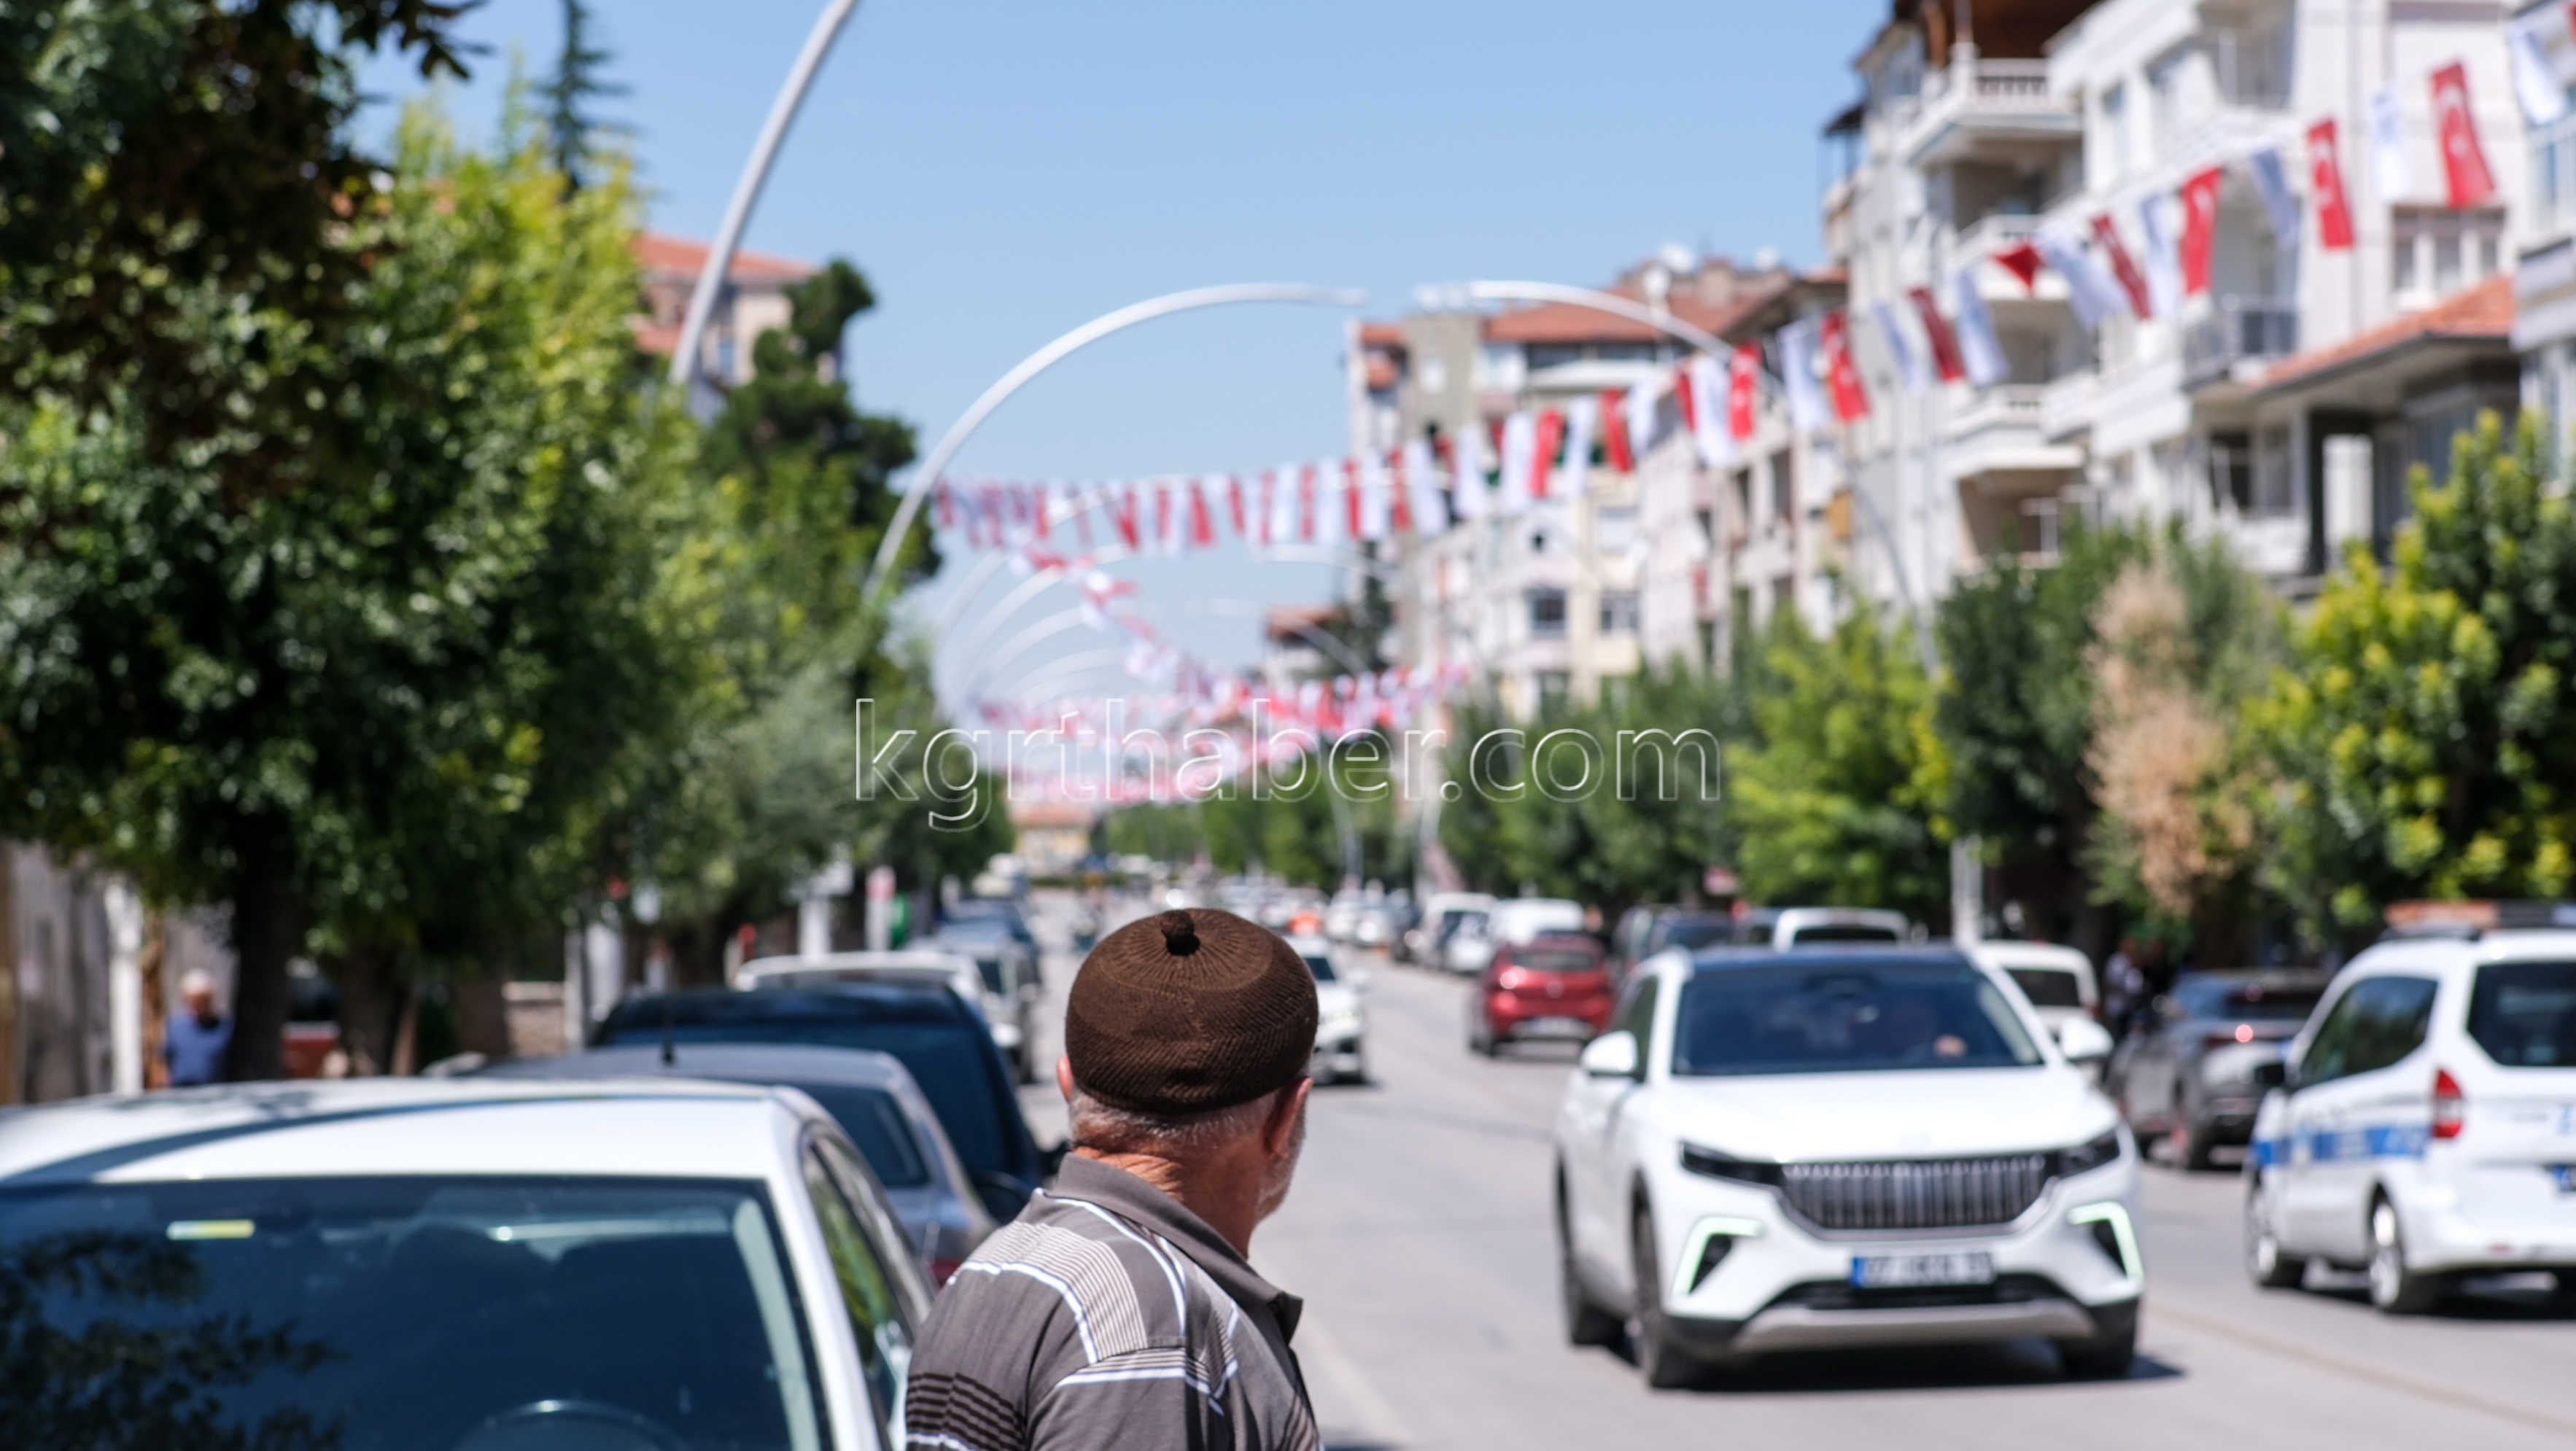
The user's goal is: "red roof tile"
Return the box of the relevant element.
[629,318,684,357]
[631,230,815,284]
[1364,355,1398,390]
[1359,322,1405,348]
[2256,276,2513,393]
[1484,286,1750,344]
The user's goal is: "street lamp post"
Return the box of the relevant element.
[670,0,867,395]
[860,283,1367,607]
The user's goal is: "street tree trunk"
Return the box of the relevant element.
[222,817,297,1082]
[333,946,408,1077]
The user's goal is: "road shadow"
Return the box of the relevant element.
[2300,1269,2575,1322]
[1608,1337,2184,1396]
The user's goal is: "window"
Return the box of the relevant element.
[1614,973,1661,1046]
[1768,448,1795,524]
[805,1144,917,1441]
[1672,961,2044,1076]
[1527,588,1568,638]
[2209,431,2254,512]
[1594,505,1638,554]
[2253,425,2295,518]
[1731,468,1753,536]
[2434,230,2464,293]
[2100,82,2129,183]
[2467,962,2576,1067]
[2299,977,2439,1086]
[2393,227,2419,294]
[1599,591,1642,634]
[2394,208,2505,302]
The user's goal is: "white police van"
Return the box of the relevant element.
[2244,902,2576,1312]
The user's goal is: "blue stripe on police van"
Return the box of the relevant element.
[2251,1123,2429,1168]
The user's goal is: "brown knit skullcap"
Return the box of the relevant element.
[1066,907,1319,1115]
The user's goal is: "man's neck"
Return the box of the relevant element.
[1071,1146,1261,1257]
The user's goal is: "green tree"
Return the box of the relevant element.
[1727,608,1950,925]
[545,0,628,192]
[2257,412,2576,941]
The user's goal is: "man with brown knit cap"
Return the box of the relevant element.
[904,907,1322,1451]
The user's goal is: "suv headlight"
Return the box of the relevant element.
[2055,1128,2125,1178]
[1679,1143,1784,1186]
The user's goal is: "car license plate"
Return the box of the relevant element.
[1521,1016,1593,1038]
[1850,1252,1997,1289]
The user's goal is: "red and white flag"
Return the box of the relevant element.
[934,481,958,532]
[1188,475,1218,549]
[1529,408,1566,501]
[1154,479,1180,555]
[1818,311,1871,424]
[1225,474,1247,537]
[1904,288,1967,384]
[1686,354,1732,464]
[1388,448,1414,534]
[2090,214,2155,320]
[1497,412,1537,515]
[2430,61,2497,209]
[1599,387,1634,472]
[1296,464,1319,542]
[1990,240,2045,292]
[1727,345,1761,441]
[1403,439,1449,534]
[1340,458,1363,542]
[2179,166,2224,295]
[1623,381,1661,464]
[1561,397,1597,498]
[2306,118,2356,251]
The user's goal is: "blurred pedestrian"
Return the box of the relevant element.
[906,906,1320,1451]
[2103,938,2146,1040]
[163,969,233,1087]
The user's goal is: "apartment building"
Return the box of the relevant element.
[1828,0,2527,605]
[1354,257,1786,715]
[2517,0,2576,464]
[629,231,815,389]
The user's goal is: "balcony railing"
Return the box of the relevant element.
[1949,383,2047,437]
[1945,57,2053,108]
[2184,299,2299,388]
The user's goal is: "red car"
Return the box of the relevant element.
[1468,933,1613,1055]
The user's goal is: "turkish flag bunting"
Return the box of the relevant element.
[2430,61,2497,209]
[1226,475,1246,536]
[1728,346,1761,441]
[1343,459,1363,539]
[934,482,956,531]
[1112,484,1141,551]
[1389,449,1414,534]
[1188,476,1216,548]
[1530,408,1566,499]
[1904,288,1968,384]
[1297,464,1318,542]
[1990,241,2046,292]
[2306,119,2356,250]
[1818,313,1869,424]
[2090,214,2155,320]
[2179,167,2224,296]
[1600,387,1634,472]
[1672,363,1699,435]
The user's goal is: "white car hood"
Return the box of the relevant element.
[1642,1067,2112,1162]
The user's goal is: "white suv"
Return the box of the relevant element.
[2244,919,2576,1312]
[1553,946,2139,1387]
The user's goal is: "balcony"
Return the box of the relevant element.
[2040,370,2095,442]
[1941,384,2084,484]
[2183,298,2299,391]
[1903,55,2079,166]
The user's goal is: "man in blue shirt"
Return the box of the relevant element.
[163,969,233,1086]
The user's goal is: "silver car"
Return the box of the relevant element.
[473,1042,998,1288]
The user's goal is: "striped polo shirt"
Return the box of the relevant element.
[904,1154,1318,1451]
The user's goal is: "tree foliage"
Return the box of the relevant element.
[2257,412,2576,939]
[1727,608,1950,926]
[544,0,628,192]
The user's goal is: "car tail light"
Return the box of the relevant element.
[2431,1067,2465,1140]
[1495,967,1533,992]
[929,1256,964,1288]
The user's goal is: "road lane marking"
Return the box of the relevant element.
[2152,1299,2576,1443]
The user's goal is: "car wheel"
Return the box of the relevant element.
[2057,1319,2138,1380]
[1628,1204,1699,1389]
[1557,1183,1621,1347]
[2243,1182,2306,1290]
[2367,1197,2445,1315]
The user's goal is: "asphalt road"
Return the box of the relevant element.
[1017,894,2576,1450]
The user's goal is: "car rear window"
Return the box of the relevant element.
[1301,953,1338,983]
[1786,925,1904,944]
[2467,962,2576,1068]
[1514,949,1602,973]
[794,1084,931,1188]
[2007,968,2085,1008]
[2175,981,2320,1021]
[1653,917,1734,952]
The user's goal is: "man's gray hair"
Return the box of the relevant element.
[1066,1084,1287,1156]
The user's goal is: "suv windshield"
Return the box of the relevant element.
[1673,961,2044,1076]
[2468,962,2576,1067]
[0,1177,825,1450]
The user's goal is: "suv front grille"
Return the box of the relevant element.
[1780,1154,2050,1232]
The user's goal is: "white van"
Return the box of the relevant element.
[1971,941,2100,1035]
[1486,897,1587,946]
[2245,909,2576,1312]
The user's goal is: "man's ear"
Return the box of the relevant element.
[1055,1054,1076,1102]
[1263,1078,1312,1155]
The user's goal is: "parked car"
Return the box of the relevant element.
[1289,933,1371,1084]
[1471,932,1614,1055]
[1443,909,1497,977]
[1407,891,1494,965]
[2246,917,2576,1312]
[595,984,1051,1221]
[473,1043,996,1287]
[2110,969,2327,1170]
[1972,942,2101,1036]
[1555,946,2132,1387]
[740,947,1039,1084]
[0,1078,932,1449]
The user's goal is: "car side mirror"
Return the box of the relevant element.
[2250,1059,2289,1091]
[2054,1017,2114,1065]
[1578,1030,1641,1080]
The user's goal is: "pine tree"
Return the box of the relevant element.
[547,0,629,192]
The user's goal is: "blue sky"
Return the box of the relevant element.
[362,0,1880,688]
